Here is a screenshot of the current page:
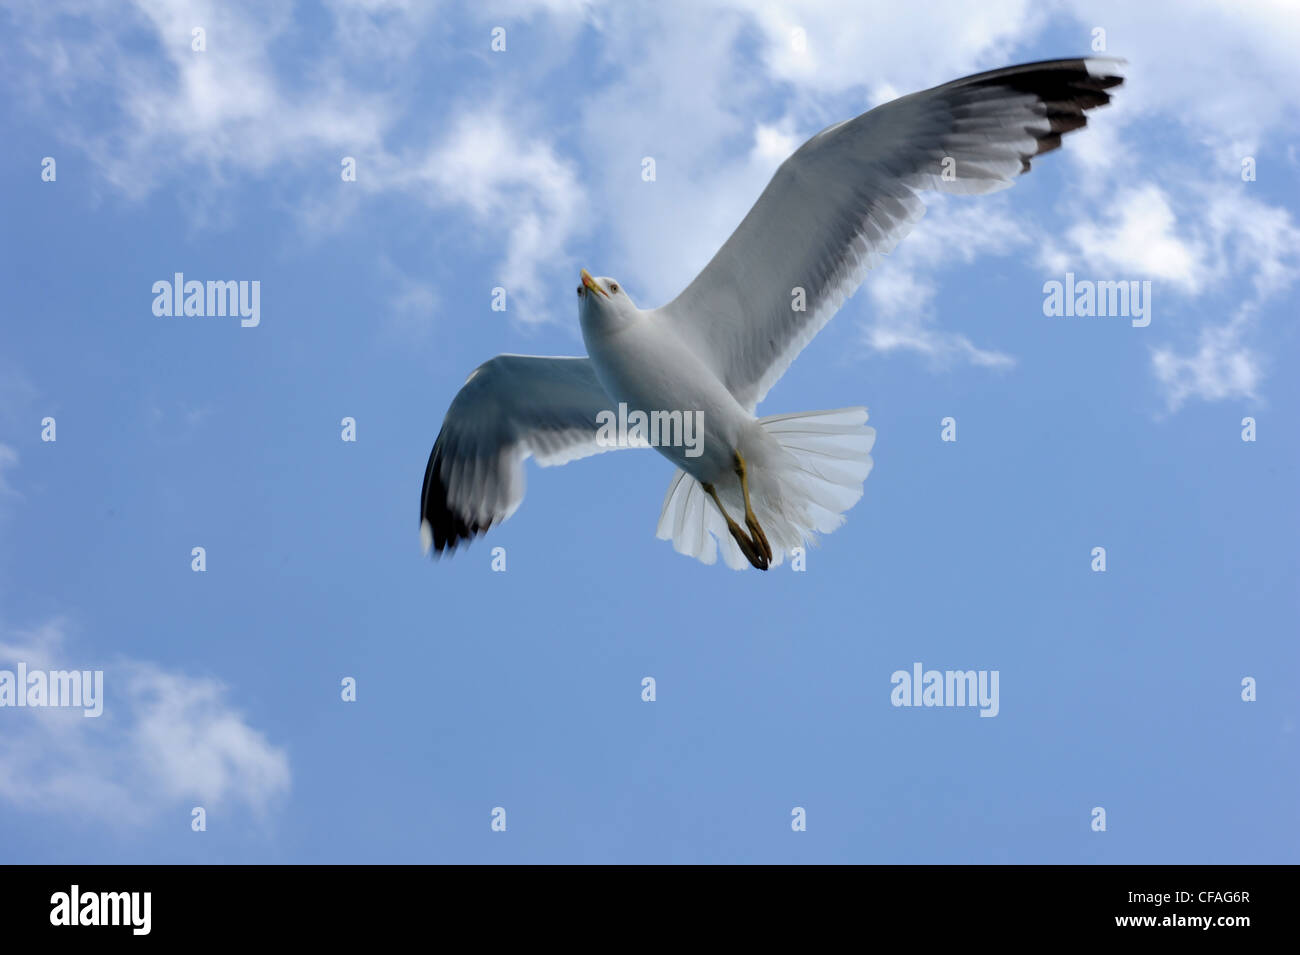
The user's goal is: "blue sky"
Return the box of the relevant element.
[1,0,1296,863]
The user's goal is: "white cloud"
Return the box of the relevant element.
[1039,177,1300,408]
[322,0,440,63]
[10,0,393,197]
[1038,0,1300,409]
[861,274,1017,368]
[1058,107,1129,179]
[569,0,1300,402]
[727,0,1042,95]
[0,619,290,826]
[9,0,1300,397]
[414,113,586,321]
[1058,0,1300,152]
[6,0,587,323]
[1047,185,1205,293]
[572,3,770,304]
[1151,316,1263,412]
[861,199,1027,367]
[562,0,1064,371]
[1202,190,1300,299]
[751,123,801,165]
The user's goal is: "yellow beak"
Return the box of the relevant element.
[580,268,608,298]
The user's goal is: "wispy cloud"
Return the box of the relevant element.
[6,0,393,196]
[725,0,1042,94]
[1151,314,1263,413]
[0,445,19,500]
[378,255,440,342]
[0,618,290,826]
[4,0,585,323]
[414,112,586,322]
[7,0,1299,401]
[1040,181,1300,410]
[1041,184,1205,293]
[861,199,1027,368]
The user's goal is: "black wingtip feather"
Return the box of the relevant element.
[957,57,1126,175]
[420,441,490,557]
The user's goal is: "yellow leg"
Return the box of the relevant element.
[702,481,768,571]
[734,451,773,563]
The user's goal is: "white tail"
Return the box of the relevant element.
[656,408,875,569]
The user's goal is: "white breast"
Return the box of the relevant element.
[582,310,755,483]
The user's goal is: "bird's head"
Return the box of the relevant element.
[577,268,637,331]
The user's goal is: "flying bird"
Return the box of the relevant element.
[421,57,1124,570]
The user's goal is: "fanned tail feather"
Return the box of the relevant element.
[656,408,875,569]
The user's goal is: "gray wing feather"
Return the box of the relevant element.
[659,57,1125,412]
[420,354,632,554]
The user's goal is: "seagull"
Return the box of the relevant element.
[421,57,1124,570]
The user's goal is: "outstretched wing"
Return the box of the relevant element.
[420,354,633,555]
[659,57,1125,412]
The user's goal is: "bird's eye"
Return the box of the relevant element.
[609,283,619,293]
[576,286,584,297]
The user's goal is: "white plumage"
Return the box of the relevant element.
[421,57,1125,569]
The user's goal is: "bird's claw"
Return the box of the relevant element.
[703,472,771,571]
